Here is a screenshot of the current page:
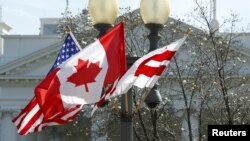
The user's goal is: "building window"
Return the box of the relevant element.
[43,24,58,35]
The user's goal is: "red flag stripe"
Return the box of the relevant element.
[34,105,82,132]
[135,50,176,77]
[99,23,127,85]
[146,50,176,62]
[14,104,82,135]
[22,112,43,135]
[18,105,42,135]
[16,103,40,130]
[135,65,166,77]
[13,97,37,124]
[35,68,65,120]
[91,79,118,116]
[13,22,126,135]
[13,97,82,135]
[92,36,187,115]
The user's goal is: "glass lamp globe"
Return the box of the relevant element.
[88,0,118,24]
[140,0,170,24]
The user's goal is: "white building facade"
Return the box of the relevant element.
[0,18,62,141]
[0,16,250,141]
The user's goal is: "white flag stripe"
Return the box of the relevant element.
[12,31,85,135]
[133,75,160,88]
[26,114,43,134]
[116,36,187,94]
[91,78,120,116]
[14,99,82,135]
[61,106,82,120]
[91,106,98,116]
[131,36,186,68]
[93,36,187,114]
[37,106,81,130]
[36,122,59,133]
[13,23,126,135]
[36,107,81,132]
[37,124,44,132]
[145,60,170,67]
[166,36,187,51]
[14,112,26,125]
[18,104,40,133]
[102,78,119,99]
[37,122,59,132]
[20,113,42,135]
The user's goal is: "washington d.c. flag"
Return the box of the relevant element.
[92,35,187,115]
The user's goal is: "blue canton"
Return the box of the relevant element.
[49,33,80,73]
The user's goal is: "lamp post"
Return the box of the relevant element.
[140,1,170,140]
[88,0,170,140]
[88,0,118,108]
[140,0,170,51]
[141,0,170,109]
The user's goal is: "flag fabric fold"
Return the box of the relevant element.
[12,31,82,135]
[92,36,187,115]
[13,22,126,135]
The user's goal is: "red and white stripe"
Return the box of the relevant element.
[13,22,126,135]
[12,97,82,135]
[91,36,187,115]
[91,79,119,116]
[115,35,187,94]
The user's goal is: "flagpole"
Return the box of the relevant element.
[87,1,171,140]
[119,56,137,141]
[121,91,133,141]
[135,88,152,112]
[91,19,137,141]
[87,1,135,140]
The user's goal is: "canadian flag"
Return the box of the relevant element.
[35,22,126,121]
[92,36,187,115]
[13,22,126,135]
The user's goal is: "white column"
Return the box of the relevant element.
[0,110,37,141]
[0,111,17,141]
[0,23,3,56]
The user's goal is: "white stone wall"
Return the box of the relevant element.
[0,17,249,141]
[0,35,60,65]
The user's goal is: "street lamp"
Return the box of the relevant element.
[144,83,162,109]
[88,0,118,37]
[140,0,170,52]
[88,0,118,107]
[88,1,135,141]
[140,0,170,109]
[88,0,170,140]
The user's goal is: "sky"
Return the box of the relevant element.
[1,0,250,35]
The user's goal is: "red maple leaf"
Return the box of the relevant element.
[67,59,102,92]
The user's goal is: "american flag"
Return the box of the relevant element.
[12,31,83,135]
[49,33,81,72]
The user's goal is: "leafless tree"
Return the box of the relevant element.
[52,1,250,141]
